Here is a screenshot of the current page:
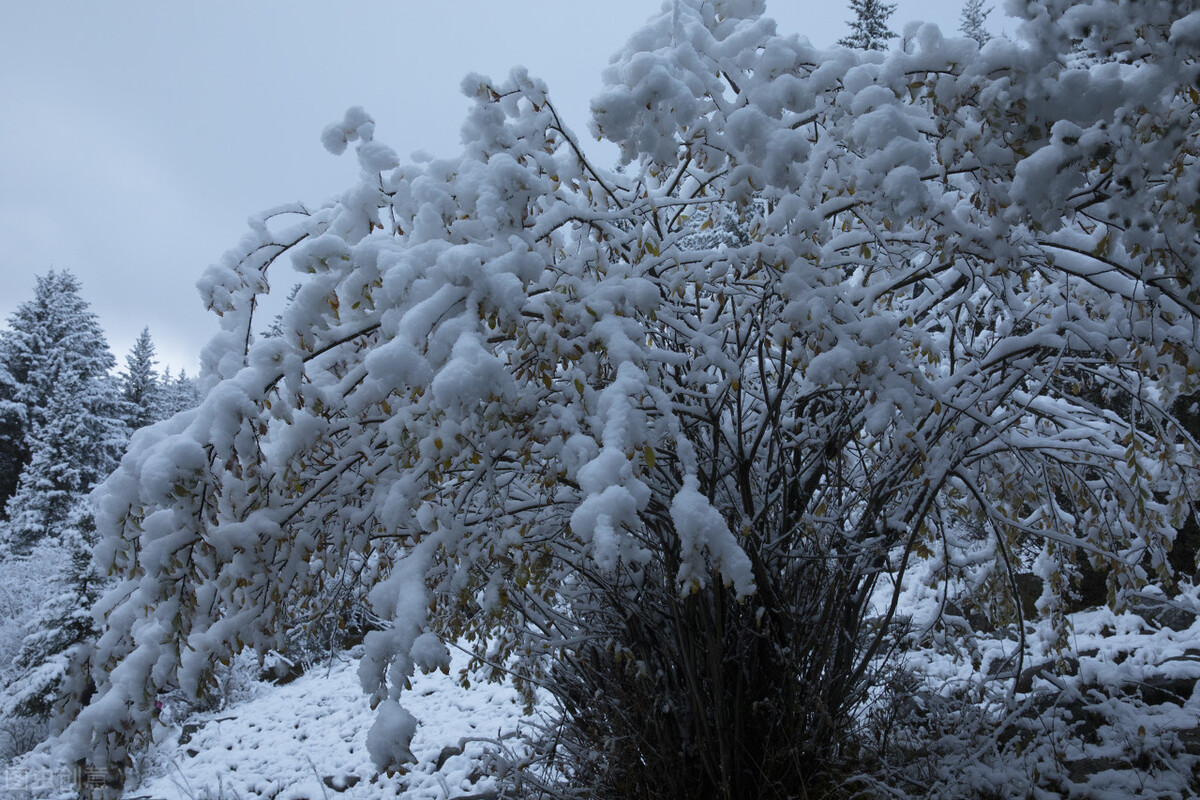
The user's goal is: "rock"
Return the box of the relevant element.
[435,742,465,771]
[178,722,202,746]
[1177,727,1200,757]
[1014,573,1042,620]
[1067,757,1132,783]
[1129,596,1198,631]
[1138,677,1196,706]
[1016,657,1079,694]
[321,774,362,792]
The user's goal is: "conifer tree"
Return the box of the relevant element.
[839,0,898,50]
[0,271,126,553]
[120,327,159,432]
[154,367,202,420]
[3,374,123,552]
[0,271,116,427]
[0,273,123,754]
[960,0,992,45]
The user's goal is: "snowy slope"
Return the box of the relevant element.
[125,572,1200,799]
[131,650,531,800]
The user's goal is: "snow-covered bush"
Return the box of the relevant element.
[0,540,62,766]
[2,524,101,724]
[46,0,1200,796]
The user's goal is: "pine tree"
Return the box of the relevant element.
[0,271,116,425]
[960,0,991,45]
[154,367,202,420]
[120,327,159,431]
[839,0,898,50]
[3,375,123,552]
[0,271,126,553]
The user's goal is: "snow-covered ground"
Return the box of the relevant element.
[116,566,1200,799]
[131,650,531,800]
[866,557,1200,798]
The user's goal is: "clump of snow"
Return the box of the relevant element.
[366,700,417,774]
[410,632,451,675]
[429,332,515,413]
[321,106,375,156]
[670,475,755,598]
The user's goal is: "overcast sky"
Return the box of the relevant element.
[1,1,980,375]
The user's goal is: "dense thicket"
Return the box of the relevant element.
[44,1,1200,797]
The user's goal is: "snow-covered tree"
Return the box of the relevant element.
[0,272,126,553]
[154,367,201,420]
[959,0,991,45]
[3,375,125,554]
[0,271,117,432]
[120,329,204,430]
[839,0,897,50]
[51,0,1200,796]
[119,328,159,432]
[1,512,101,727]
[0,364,25,514]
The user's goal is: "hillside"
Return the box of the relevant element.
[131,649,531,800]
